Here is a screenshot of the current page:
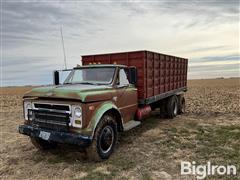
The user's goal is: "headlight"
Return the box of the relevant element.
[24,101,32,120]
[72,106,82,128]
[74,107,82,118]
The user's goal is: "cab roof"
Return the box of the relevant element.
[74,64,127,69]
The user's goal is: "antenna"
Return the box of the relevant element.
[60,26,67,69]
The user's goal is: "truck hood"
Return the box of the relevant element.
[23,84,114,102]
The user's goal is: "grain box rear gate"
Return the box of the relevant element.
[82,50,188,104]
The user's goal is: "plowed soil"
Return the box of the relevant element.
[0,78,239,180]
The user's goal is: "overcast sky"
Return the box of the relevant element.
[1,0,239,86]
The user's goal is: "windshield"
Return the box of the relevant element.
[64,67,116,85]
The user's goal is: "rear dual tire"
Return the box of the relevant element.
[166,95,178,119]
[160,95,185,119]
[178,96,186,114]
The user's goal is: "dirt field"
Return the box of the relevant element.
[0,79,240,180]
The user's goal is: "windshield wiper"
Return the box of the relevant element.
[78,82,98,85]
[64,82,106,85]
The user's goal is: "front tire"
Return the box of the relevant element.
[87,114,118,161]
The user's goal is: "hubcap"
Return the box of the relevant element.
[99,125,114,154]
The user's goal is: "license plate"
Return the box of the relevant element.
[39,131,50,140]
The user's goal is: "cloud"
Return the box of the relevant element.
[2,1,105,48]
[197,54,239,62]
[2,56,54,67]
[189,63,240,79]
[1,1,239,86]
[189,54,240,64]
[190,60,239,66]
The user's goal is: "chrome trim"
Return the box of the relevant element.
[32,102,71,114]
[32,101,72,126]
[71,105,82,128]
[33,119,67,126]
[118,103,138,110]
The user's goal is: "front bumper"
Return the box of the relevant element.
[18,124,92,147]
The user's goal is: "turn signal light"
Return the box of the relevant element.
[89,106,95,111]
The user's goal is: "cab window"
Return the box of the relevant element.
[118,68,130,86]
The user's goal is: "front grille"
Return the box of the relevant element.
[34,103,70,112]
[30,109,70,132]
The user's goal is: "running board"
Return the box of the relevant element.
[123,120,141,131]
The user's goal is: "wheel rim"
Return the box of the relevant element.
[173,102,177,116]
[99,125,114,154]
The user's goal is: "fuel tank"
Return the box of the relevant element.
[136,105,152,121]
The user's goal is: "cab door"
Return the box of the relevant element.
[115,68,138,123]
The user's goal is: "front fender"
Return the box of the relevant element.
[87,101,122,138]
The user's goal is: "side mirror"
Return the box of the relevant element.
[53,71,60,85]
[129,67,137,85]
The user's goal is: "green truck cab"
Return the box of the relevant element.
[19,64,139,161]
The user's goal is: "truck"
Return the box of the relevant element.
[19,50,188,161]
